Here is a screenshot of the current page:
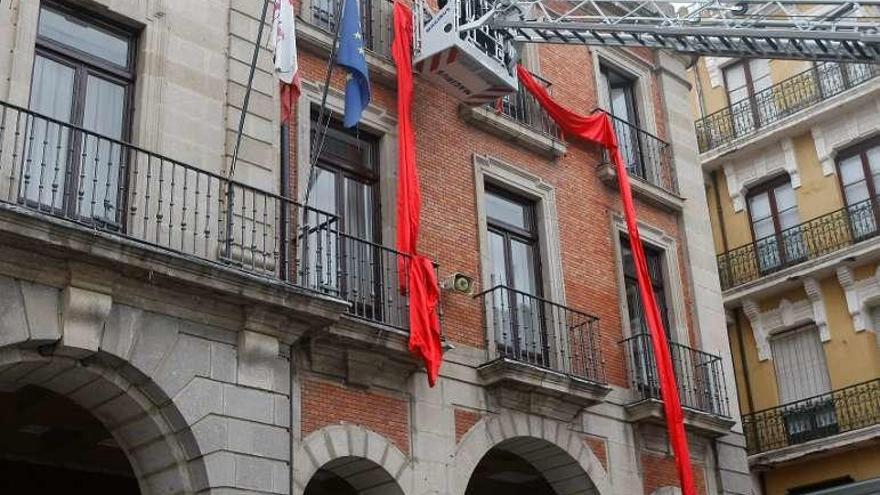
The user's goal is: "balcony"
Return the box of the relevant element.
[0,99,420,334]
[622,333,734,436]
[474,285,611,421]
[743,378,880,460]
[595,111,681,210]
[696,62,880,153]
[460,76,566,158]
[300,0,394,59]
[718,196,880,291]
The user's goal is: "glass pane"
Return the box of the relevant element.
[510,239,537,295]
[343,176,375,240]
[23,55,75,209]
[77,75,125,221]
[867,146,880,176]
[753,217,776,240]
[725,63,748,103]
[610,87,631,122]
[306,167,338,291]
[839,155,865,187]
[749,59,772,92]
[778,208,800,230]
[486,191,528,229]
[38,7,129,67]
[773,182,796,210]
[749,192,772,222]
[487,231,507,287]
[844,182,870,205]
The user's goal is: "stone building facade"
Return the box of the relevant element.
[0,0,749,494]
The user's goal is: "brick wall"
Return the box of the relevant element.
[642,452,707,495]
[301,377,411,454]
[454,408,482,444]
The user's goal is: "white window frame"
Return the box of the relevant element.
[473,154,566,304]
[295,79,398,244]
[611,214,689,344]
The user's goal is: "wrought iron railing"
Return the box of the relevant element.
[696,62,880,152]
[475,284,606,383]
[599,110,678,195]
[622,333,730,417]
[718,195,880,290]
[301,0,394,59]
[743,378,880,455]
[486,76,562,139]
[0,99,419,331]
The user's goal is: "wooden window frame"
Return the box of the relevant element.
[485,184,544,296]
[29,2,138,223]
[834,135,880,203]
[621,235,672,340]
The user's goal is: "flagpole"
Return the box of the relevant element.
[225,0,271,258]
[229,0,272,180]
[303,0,348,208]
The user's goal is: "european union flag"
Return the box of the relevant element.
[336,0,371,127]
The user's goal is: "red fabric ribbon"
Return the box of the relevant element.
[518,66,696,495]
[392,2,443,386]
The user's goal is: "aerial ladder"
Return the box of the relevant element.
[411,0,880,102]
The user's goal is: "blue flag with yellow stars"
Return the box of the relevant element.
[336,0,371,127]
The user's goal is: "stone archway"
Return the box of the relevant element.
[293,424,412,495]
[452,410,612,495]
[0,346,205,495]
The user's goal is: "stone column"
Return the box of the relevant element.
[655,52,751,495]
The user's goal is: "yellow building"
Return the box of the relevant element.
[690,56,880,495]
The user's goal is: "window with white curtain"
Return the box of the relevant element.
[25,2,135,222]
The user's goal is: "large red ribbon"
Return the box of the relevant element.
[517,66,696,495]
[392,2,443,386]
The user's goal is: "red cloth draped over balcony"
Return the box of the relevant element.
[392,2,442,387]
[516,66,696,495]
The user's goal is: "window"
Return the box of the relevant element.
[746,177,805,273]
[601,65,642,176]
[305,115,384,318]
[836,137,880,239]
[787,476,854,495]
[723,59,773,134]
[485,187,546,364]
[771,326,837,446]
[25,3,135,222]
[621,237,671,338]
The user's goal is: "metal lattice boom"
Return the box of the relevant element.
[464,0,880,62]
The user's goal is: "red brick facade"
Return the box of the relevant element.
[642,452,707,495]
[301,377,410,454]
[584,436,608,471]
[454,408,482,444]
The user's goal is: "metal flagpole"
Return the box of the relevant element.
[229,0,272,179]
[225,0,272,258]
[303,0,348,208]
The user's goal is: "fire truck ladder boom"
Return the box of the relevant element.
[464,0,880,62]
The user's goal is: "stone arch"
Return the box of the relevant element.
[0,345,206,495]
[452,410,612,495]
[293,424,412,495]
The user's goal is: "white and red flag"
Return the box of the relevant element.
[272,0,301,123]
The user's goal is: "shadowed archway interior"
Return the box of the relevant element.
[465,437,600,495]
[304,456,405,495]
[0,385,139,494]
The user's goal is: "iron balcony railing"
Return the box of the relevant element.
[600,110,678,195]
[743,378,880,455]
[486,75,562,140]
[718,195,880,290]
[301,0,394,59]
[696,62,880,153]
[622,333,730,417]
[0,99,419,331]
[475,284,606,383]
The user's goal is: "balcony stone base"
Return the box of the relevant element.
[596,163,684,212]
[748,423,880,469]
[305,317,423,390]
[459,105,567,159]
[477,358,611,422]
[625,398,736,438]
